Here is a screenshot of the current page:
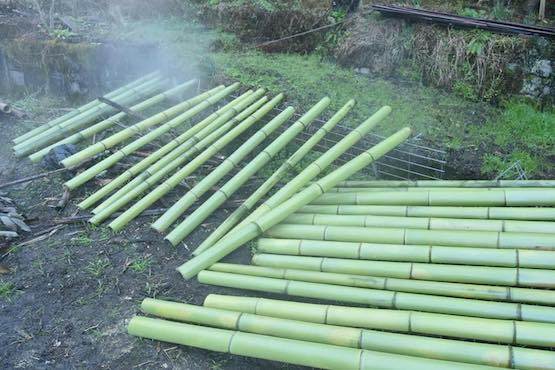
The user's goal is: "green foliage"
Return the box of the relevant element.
[481,152,541,178]
[474,100,555,178]
[485,101,555,151]
[460,7,485,18]
[86,258,111,277]
[50,27,77,41]
[453,80,478,101]
[130,256,152,273]
[467,31,491,56]
[0,281,16,300]
[491,0,513,21]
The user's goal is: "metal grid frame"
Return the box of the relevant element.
[269,105,447,180]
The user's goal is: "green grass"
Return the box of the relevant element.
[472,100,555,177]
[86,258,111,277]
[0,281,16,300]
[213,50,493,143]
[129,256,152,273]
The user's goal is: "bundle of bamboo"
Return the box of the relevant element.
[125,296,555,369]
[14,76,555,369]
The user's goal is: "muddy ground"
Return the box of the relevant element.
[0,113,304,369]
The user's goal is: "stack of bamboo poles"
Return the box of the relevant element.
[129,180,555,369]
[14,75,555,368]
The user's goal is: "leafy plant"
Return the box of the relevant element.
[130,256,152,273]
[86,258,111,277]
[50,28,77,41]
[0,281,16,300]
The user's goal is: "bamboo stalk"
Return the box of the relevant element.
[79,89,258,211]
[332,180,555,188]
[28,80,198,162]
[252,253,555,288]
[192,99,356,256]
[322,186,546,192]
[128,316,503,370]
[156,103,301,236]
[297,204,555,220]
[162,97,332,242]
[13,71,161,144]
[177,127,411,279]
[204,295,555,370]
[141,298,554,368]
[256,238,555,270]
[284,213,555,233]
[265,224,555,250]
[310,189,555,206]
[64,84,238,190]
[231,106,393,233]
[87,92,266,225]
[198,270,555,323]
[211,262,555,305]
[61,84,225,169]
[14,77,166,156]
[108,94,284,231]
[90,93,267,216]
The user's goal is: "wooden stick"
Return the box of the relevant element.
[0,168,68,189]
[539,0,546,20]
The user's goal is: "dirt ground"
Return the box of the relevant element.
[0,114,304,369]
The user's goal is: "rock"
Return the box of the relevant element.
[355,67,370,75]
[521,76,543,97]
[531,59,552,78]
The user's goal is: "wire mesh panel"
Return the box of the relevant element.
[271,106,447,180]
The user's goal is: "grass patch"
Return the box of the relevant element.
[473,100,555,177]
[86,258,111,278]
[0,281,17,300]
[129,256,152,273]
[214,50,493,142]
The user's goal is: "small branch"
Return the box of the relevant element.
[0,168,68,190]
[98,97,146,120]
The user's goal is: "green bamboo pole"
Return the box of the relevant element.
[90,93,267,216]
[332,179,555,188]
[108,94,284,231]
[128,316,502,370]
[178,127,411,279]
[310,189,555,206]
[64,84,238,190]
[192,105,390,253]
[198,270,555,323]
[322,186,544,192]
[231,106,393,233]
[87,92,266,225]
[284,213,555,233]
[266,223,555,250]
[94,97,285,226]
[155,102,304,236]
[79,89,259,211]
[60,84,225,169]
[252,253,555,288]
[193,99,356,256]
[204,295,555,370]
[297,204,555,221]
[28,80,198,162]
[14,77,166,156]
[142,298,554,369]
[211,262,555,305]
[162,98,332,241]
[13,71,161,144]
[257,238,555,270]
